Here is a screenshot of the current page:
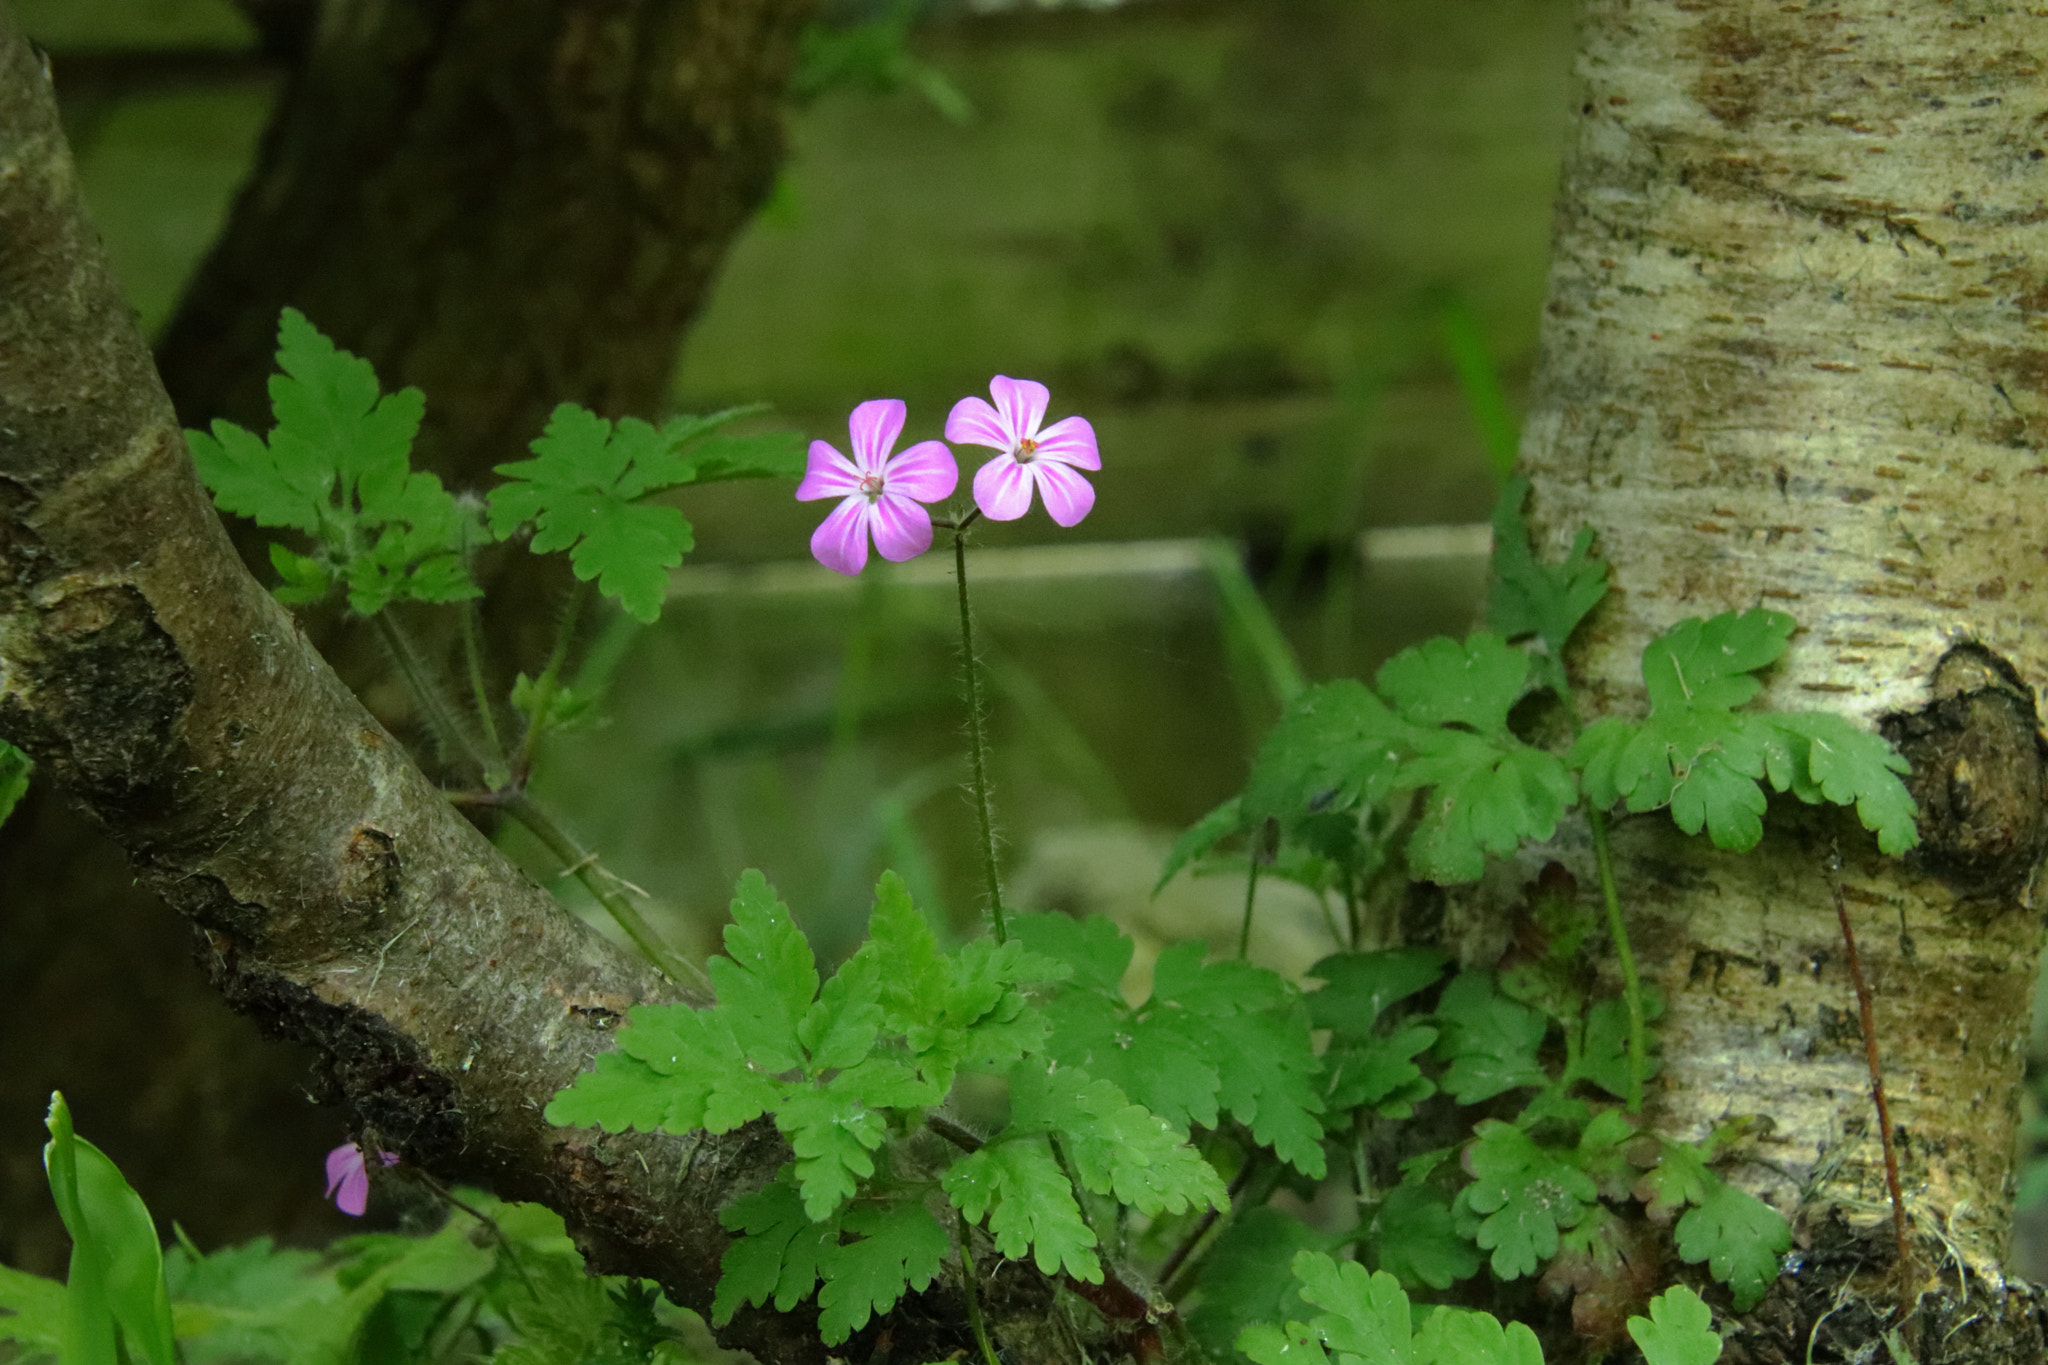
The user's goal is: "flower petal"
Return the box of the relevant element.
[990,376,1050,442]
[973,455,1036,521]
[848,399,907,471]
[1032,415,1100,471]
[795,441,862,500]
[810,495,872,575]
[325,1143,361,1200]
[336,1167,370,1217]
[883,440,958,503]
[945,395,1012,450]
[871,493,934,562]
[1033,459,1096,527]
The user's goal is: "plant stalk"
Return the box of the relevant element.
[1587,806,1647,1113]
[373,611,491,778]
[953,523,1008,943]
[501,788,705,991]
[514,578,591,785]
[957,1212,1003,1365]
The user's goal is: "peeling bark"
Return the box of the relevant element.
[1513,0,2048,1354]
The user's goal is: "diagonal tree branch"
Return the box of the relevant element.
[0,12,831,1362]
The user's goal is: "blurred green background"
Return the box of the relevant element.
[23,0,1579,969]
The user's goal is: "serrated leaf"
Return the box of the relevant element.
[1399,733,1577,883]
[942,1137,1101,1282]
[1487,477,1609,660]
[815,1199,946,1344]
[777,1078,891,1222]
[1289,1253,1418,1365]
[187,309,476,614]
[1306,949,1449,1036]
[675,429,808,484]
[1571,610,1915,855]
[1244,680,1414,826]
[1323,1026,1437,1114]
[1187,1207,1321,1359]
[1674,1180,1788,1311]
[0,1262,64,1355]
[1006,1062,1227,1217]
[1158,795,1247,893]
[713,1172,835,1326]
[1373,1182,1480,1290]
[0,739,30,830]
[1417,1308,1547,1365]
[1763,713,1918,854]
[490,403,700,623]
[1629,1286,1723,1365]
[1377,633,1531,737]
[1009,912,1132,995]
[1577,997,1661,1103]
[1634,1141,1713,1223]
[1237,1320,1325,1365]
[1433,973,1549,1103]
[710,871,818,1075]
[1462,1120,1598,1280]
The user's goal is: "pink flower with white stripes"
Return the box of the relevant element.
[947,377,1099,527]
[796,399,958,575]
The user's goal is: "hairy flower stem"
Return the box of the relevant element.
[373,611,492,778]
[952,520,1008,943]
[514,577,591,786]
[1829,856,1913,1309]
[1586,806,1647,1113]
[957,1211,1002,1365]
[501,788,706,991]
[459,601,507,783]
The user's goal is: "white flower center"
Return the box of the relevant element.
[858,471,885,501]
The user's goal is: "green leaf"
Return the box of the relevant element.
[0,1263,64,1357]
[710,871,819,1075]
[186,309,476,614]
[510,673,597,732]
[1372,1182,1480,1290]
[1306,949,1449,1036]
[1634,1141,1714,1222]
[1674,1180,1789,1311]
[942,1137,1101,1282]
[1416,1308,1547,1365]
[1763,713,1919,855]
[1289,1252,1417,1365]
[1433,973,1548,1104]
[1486,476,1609,661]
[816,1199,947,1345]
[44,1093,176,1365]
[672,428,807,484]
[1399,732,1577,884]
[1243,680,1412,826]
[1010,911,1132,996]
[0,739,30,830]
[1323,1026,1438,1116]
[1157,795,1246,894]
[1576,996,1661,1102]
[713,1171,837,1326]
[489,403,701,623]
[1237,1320,1325,1365]
[1377,633,1531,738]
[1006,1062,1227,1217]
[1462,1120,1598,1280]
[1629,1286,1723,1365]
[1187,1208,1321,1360]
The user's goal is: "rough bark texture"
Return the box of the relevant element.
[3,0,817,1263]
[1514,0,2048,1356]
[0,15,850,1363]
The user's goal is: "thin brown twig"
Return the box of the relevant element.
[1829,844,1913,1317]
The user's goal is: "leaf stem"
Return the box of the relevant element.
[953,524,1007,943]
[500,788,706,991]
[1586,805,1647,1113]
[1237,847,1261,959]
[1159,1155,1279,1301]
[957,1211,1002,1365]
[459,599,507,782]
[372,611,490,778]
[514,577,591,785]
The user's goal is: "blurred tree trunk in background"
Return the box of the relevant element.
[0,0,813,1271]
[1507,0,2048,1355]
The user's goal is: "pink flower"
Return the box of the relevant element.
[796,399,958,575]
[325,1142,397,1217]
[947,377,1099,527]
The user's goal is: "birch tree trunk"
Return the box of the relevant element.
[1514,0,2048,1355]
